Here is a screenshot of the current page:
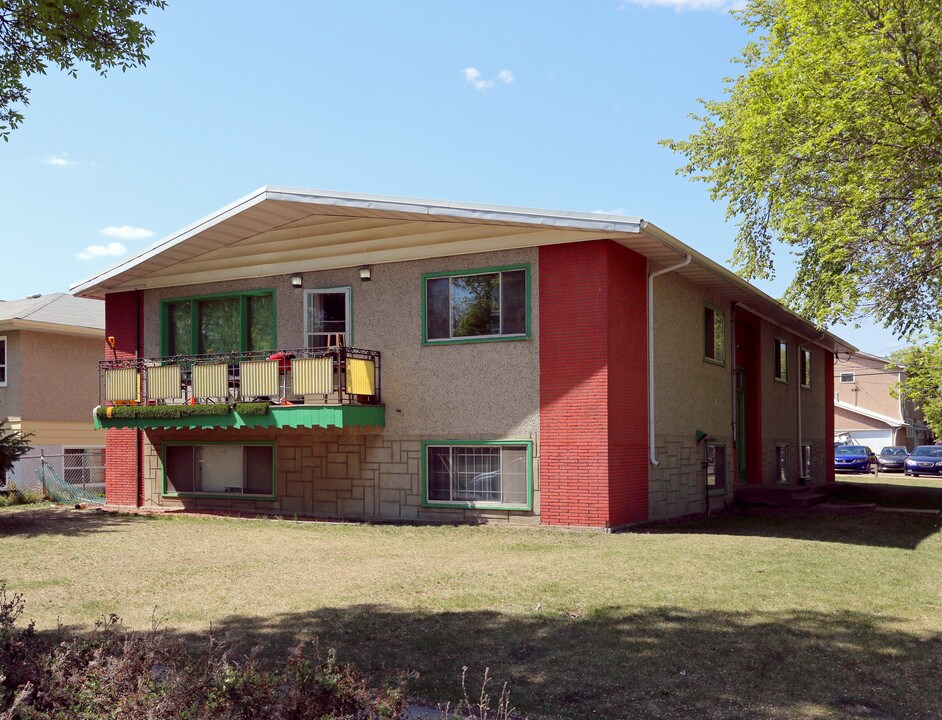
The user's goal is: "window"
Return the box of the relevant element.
[800,348,812,388]
[161,291,275,356]
[703,305,725,365]
[801,443,812,480]
[0,335,6,386]
[840,372,855,384]
[423,441,532,509]
[423,266,528,343]
[64,448,105,489]
[706,444,726,491]
[163,444,275,497]
[305,288,351,348]
[776,444,789,484]
[774,338,788,382]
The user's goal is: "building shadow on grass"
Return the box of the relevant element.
[829,480,942,511]
[77,603,938,720]
[0,507,150,538]
[642,507,941,551]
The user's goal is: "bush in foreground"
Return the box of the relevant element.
[0,587,408,719]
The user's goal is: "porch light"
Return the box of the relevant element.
[290,274,303,289]
[359,267,372,282]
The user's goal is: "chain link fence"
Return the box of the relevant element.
[4,452,105,501]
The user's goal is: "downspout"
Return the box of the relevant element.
[648,254,692,465]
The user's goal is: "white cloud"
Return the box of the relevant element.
[42,153,77,168]
[463,67,514,91]
[618,0,741,10]
[76,242,128,261]
[99,225,156,240]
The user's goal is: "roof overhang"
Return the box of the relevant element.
[0,319,103,338]
[70,185,855,355]
[834,400,904,428]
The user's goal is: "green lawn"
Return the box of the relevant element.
[1,505,940,719]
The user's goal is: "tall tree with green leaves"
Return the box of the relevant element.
[0,422,31,483]
[890,329,942,437]
[664,0,942,337]
[0,0,166,140]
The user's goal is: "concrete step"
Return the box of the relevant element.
[735,485,829,508]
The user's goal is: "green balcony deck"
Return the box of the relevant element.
[94,403,385,431]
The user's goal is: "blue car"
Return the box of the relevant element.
[834,445,875,473]
[904,445,942,477]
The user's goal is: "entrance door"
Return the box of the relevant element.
[305,288,351,348]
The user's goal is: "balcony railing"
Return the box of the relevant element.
[98,345,381,407]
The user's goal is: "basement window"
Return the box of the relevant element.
[423,441,532,510]
[706,444,726,491]
[163,444,275,498]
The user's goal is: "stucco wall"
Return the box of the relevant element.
[141,248,540,438]
[833,356,903,419]
[18,331,102,423]
[0,331,21,421]
[141,428,540,525]
[649,273,732,519]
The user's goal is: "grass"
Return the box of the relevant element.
[0,506,940,719]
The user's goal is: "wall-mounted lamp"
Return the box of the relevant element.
[359,267,372,282]
[290,274,303,289]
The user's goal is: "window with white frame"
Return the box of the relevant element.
[706,443,726,490]
[704,305,726,365]
[424,442,531,508]
[63,448,105,489]
[840,372,855,383]
[800,348,812,388]
[0,336,6,386]
[774,338,788,382]
[305,288,351,349]
[163,444,275,497]
[424,266,528,343]
[776,444,789,484]
[801,443,812,480]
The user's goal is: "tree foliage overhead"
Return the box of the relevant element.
[0,0,166,140]
[890,328,942,437]
[664,0,942,337]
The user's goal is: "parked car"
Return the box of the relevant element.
[876,446,909,472]
[904,445,942,477]
[834,445,876,473]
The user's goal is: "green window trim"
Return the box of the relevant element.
[421,439,534,511]
[703,302,726,367]
[421,264,531,345]
[159,289,277,356]
[161,441,277,500]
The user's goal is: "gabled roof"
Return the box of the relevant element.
[834,400,903,428]
[0,293,104,337]
[69,185,855,354]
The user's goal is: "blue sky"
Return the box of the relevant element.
[0,0,903,354]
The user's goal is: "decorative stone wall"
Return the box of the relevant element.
[141,428,540,525]
[649,435,711,520]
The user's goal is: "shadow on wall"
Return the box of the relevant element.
[40,602,940,720]
[639,506,941,550]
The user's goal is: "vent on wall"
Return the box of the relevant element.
[840,372,856,383]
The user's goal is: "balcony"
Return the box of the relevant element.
[94,346,383,431]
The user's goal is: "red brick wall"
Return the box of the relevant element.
[539,240,648,528]
[104,291,143,507]
[605,243,649,527]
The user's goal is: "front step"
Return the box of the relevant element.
[735,485,829,508]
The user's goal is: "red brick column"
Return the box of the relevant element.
[539,240,648,528]
[104,291,143,507]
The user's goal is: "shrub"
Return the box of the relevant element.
[0,587,409,719]
[232,402,270,416]
[97,404,232,420]
[0,487,45,508]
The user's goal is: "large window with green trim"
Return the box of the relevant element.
[423,266,529,343]
[161,290,275,356]
[423,441,532,509]
[163,443,275,498]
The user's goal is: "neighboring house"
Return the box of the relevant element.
[0,293,105,488]
[834,351,931,451]
[71,187,854,529]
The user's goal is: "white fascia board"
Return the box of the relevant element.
[834,400,903,427]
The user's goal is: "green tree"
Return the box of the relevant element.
[890,329,942,437]
[663,0,942,337]
[0,422,31,483]
[0,0,166,140]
